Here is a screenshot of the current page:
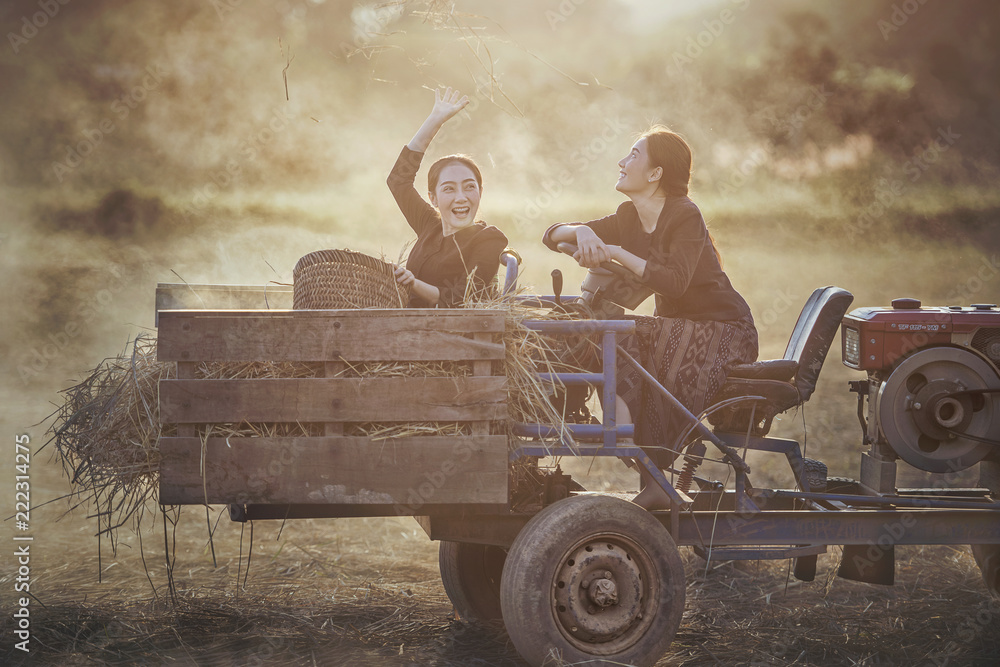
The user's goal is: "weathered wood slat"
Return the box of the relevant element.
[156,309,505,362]
[323,361,345,436]
[155,284,293,319]
[158,435,508,506]
[175,362,196,437]
[159,377,507,423]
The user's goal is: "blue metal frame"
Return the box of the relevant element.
[508,316,997,519]
[510,319,716,512]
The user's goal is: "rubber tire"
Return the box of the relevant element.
[802,458,828,492]
[500,494,685,667]
[438,541,506,623]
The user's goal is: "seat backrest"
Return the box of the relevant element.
[782,286,854,400]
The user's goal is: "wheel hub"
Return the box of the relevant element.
[588,577,618,607]
[910,379,974,439]
[554,540,644,643]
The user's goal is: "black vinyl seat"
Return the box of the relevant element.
[709,286,854,436]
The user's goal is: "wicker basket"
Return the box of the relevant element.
[293,249,407,309]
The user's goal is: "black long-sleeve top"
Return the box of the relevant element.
[387,146,508,308]
[543,197,752,322]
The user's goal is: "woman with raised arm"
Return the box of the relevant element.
[387,87,508,307]
[543,126,758,509]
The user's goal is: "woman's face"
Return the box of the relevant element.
[430,163,481,232]
[616,137,661,194]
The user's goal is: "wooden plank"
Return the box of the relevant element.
[156,283,293,312]
[159,377,507,424]
[323,361,344,436]
[471,332,493,436]
[156,309,505,362]
[175,362,196,437]
[155,284,292,325]
[158,435,509,506]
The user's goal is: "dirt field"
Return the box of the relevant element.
[4,0,1000,664]
[3,395,999,667]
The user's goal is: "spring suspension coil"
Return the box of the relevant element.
[676,441,707,494]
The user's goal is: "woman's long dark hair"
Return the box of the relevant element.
[641,125,723,266]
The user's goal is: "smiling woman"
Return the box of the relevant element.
[543,125,758,509]
[386,87,508,308]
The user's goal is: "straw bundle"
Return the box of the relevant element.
[48,334,172,537]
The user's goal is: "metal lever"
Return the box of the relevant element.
[551,269,563,307]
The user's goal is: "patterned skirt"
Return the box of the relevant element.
[616,314,759,468]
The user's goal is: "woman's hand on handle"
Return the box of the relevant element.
[406,87,470,154]
[572,226,613,268]
[548,224,647,278]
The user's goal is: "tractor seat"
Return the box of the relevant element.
[709,286,854,436]
[728,358,798,381]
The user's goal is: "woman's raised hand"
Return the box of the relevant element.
[430,86,470,123]
[407,86,470,153]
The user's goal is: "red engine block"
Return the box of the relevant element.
[842,299,1000,372]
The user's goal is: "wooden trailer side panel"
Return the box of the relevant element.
[159,435,508,506]
[159,377,507,423]
[155,306,511,511]
[156,309,505,362]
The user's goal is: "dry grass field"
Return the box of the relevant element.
[4,0,1000,664]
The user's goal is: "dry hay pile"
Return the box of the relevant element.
[47,334,171,539]
[47,291,588,540]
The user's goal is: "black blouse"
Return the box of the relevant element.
[387,147,508,307]
[543,198,752,323]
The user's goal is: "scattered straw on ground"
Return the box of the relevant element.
[4,543,997,666]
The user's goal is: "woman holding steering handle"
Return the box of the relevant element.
[387,87,507,307]
[543,126,758,509]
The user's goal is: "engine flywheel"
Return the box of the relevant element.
[878,346,999,473]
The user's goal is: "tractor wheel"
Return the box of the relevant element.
[500,494,685,667]
[972,544,1000,598]
[438,541,506,623]
[802,458,828,492]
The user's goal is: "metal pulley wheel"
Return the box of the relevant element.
[877,346,999,473]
